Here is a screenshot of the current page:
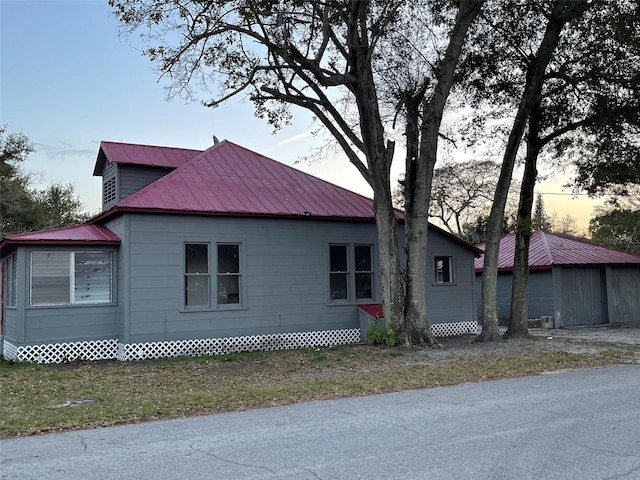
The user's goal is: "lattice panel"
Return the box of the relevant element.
[118,329,361,361]
[2,339,19,360]
[432,321,478,337]
[16,339,119,364]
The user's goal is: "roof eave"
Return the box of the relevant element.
[91,205,380,224]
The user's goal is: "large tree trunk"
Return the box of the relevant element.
[505,104,542,338]
[371,151,405,333]
[402,0,484,346]
[477,1,580,342]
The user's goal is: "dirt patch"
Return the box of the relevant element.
[418,325,640,363]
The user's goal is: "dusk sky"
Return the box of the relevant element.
[1,0,602,229]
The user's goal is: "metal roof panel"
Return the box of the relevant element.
[475,230,640,271]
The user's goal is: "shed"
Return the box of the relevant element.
[474,231,640,327]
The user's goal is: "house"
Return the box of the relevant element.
[474,230,640,327]
[1,140,481,363]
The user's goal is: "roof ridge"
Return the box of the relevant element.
[538,230,554,264]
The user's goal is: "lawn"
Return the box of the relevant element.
[1,335,636,438]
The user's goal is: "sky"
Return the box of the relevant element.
[0,0,603,231]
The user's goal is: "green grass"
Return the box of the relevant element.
[1,342,635,438]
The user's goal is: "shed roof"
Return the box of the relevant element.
[93,141,203,175]
[474,230,640,272]
[0,224,120,256]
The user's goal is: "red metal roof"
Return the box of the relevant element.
[0,225,120,256]
[109,140,380,220]
[475,230,640,272]
[93,141,203,175]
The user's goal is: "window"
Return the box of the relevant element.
[30,251,113,306]
[354,245,373,299]
[5,254,17,307]
[184,242,242,308]
[185,243,210,307]
[434,256,453,283]
[329,244,374,302]
[330,245,348,300]
[217,244,240,305]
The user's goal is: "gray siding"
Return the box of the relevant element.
[475,270,554,321]
[24,306,120,343]
[609,267,640,324]
[425,230,477,324]
[101,163,172,211]
[3,307,19,343]
[123,214,379,343]
[118,165,172,200]
[121,214,478,343]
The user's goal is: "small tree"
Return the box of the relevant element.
[531,193,552,231]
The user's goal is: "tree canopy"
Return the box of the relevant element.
[0,125,87,238]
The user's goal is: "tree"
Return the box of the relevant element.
[505,0,640,338]
[0,126,87,237]
[458,0,639,340]
[589,190,640,254]
[428,160,505,235]
[26,183,89,231]
[110,0,485,346]
[461,0,591,342]
[531,193,552,231]
[0,125,35,237]
[393,160,520,238]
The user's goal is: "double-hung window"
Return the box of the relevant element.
[329,243,374,302]
[30,251,113,306]
[4,254,17,307]
[184,242,242,308]
[434,256,453,283]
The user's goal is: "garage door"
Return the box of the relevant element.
[561,268,606,326]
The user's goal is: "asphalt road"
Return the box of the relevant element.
[2,364,639,480]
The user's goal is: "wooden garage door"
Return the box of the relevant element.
[561,268,606,326]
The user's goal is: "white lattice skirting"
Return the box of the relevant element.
[2,321,477,364]
[3,339,119,364]
[432,320,478,337]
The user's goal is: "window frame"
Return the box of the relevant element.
[184,242,211,309]
[329,244,350,302]
[354,244,373,300]
[216,243,242,307]
[182,241,245,311]
[434,255,454,284]
[328,243,375,304]
[4,253,17,307]
[28,250,114,307]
